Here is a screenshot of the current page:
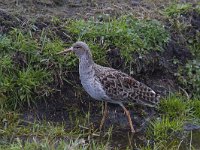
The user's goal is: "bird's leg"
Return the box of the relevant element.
[99,102,108,131]
[119,103,135,133]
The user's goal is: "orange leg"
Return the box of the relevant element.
[119,103,135,133]
[99,102,108,131]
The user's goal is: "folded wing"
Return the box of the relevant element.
[95,65,160,107]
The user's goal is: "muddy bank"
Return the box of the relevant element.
[0,4,196,127]
[1,1,200,149]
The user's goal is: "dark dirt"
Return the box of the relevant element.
[1,0,200,148]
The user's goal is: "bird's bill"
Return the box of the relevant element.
[57,47,73,54]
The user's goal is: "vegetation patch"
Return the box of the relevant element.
[0,108,111,150]
[0,29,66,109]
[178,60,200,98]
[149,116,183,141]
[163,3,200,49]
[164,3,193,17]
[147,96,186,143]
[0,16,171,109]
[190,99,200,119]
[143,95,200,149]
[67,16,169,64]
[163,2,200,98]
[159,96,189,119]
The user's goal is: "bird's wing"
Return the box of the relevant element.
[94,65,160,107]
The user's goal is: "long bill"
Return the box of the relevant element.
[57,47,73,55]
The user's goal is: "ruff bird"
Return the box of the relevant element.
[58,41,160,133]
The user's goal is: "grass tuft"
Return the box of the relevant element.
[159,96,189,119]
[148,116,183,141]
[164,3,193,17]
[0,29,65,109]
[0,108,110,150]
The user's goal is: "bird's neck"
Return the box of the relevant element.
[79,52,95,76]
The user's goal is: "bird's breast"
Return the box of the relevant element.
[79,73,109,101]
[79,59,110,101]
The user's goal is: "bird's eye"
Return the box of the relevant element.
[75,46,81,49]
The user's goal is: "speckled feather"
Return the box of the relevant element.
[94,64,160,107]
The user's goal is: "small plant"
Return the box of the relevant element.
[179,60,200,97]
[148,116,184,141]
[9,29,39,54]
[159,96,189,119]
[1,67,53,109]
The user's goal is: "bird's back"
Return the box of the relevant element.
[94,64,160,107]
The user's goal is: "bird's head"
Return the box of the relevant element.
[58,41,91,58]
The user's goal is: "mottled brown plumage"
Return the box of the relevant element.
[58,41,160,133]
[94,64,160,107]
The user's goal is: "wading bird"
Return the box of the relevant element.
[58,41,160,133]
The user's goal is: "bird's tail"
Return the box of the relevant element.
[136,91,161,108]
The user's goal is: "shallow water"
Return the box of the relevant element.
[108,129,200,149]
[22,96,200,149]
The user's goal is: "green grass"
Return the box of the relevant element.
[1,107,116,149]
[67,16,169,64]
[0,139,109,150]
[0,60,53,109]
[0,35,12,54]
[149,116,184,141]
[190,99,200,119]
[163,2,200,17]
[159,96,189,119]
[0,29,67,109]
[0,16,170,109]
[147,96,186,142]
[163,3,193,17]
[0,108,112,150]
[141,95,200,149]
